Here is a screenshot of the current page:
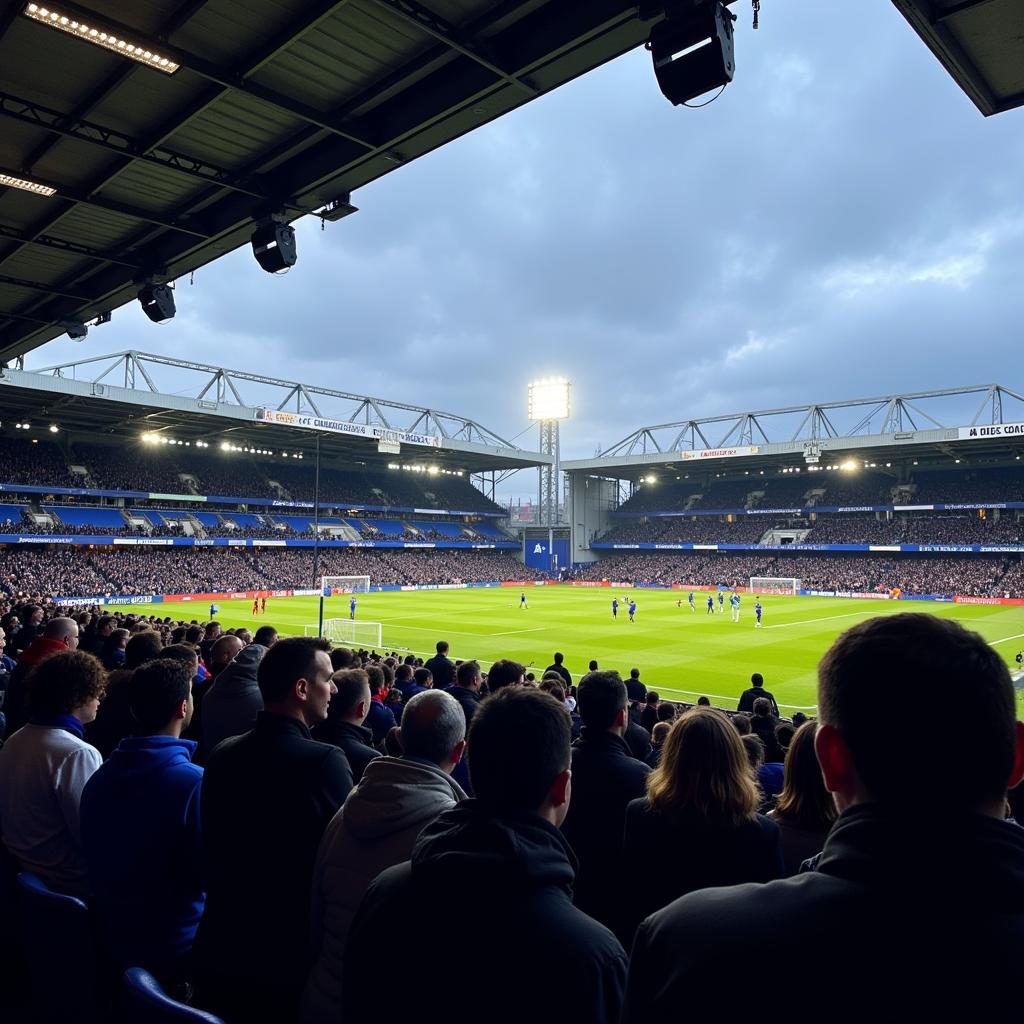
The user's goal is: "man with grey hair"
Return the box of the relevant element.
[300,689,467,1024]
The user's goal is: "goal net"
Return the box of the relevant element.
[748,577,801,596]
[320,575,371,596]
[305,618,383,649]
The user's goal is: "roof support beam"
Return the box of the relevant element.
[0,223,139,270]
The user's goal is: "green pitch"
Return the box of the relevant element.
[107,587,1024,713]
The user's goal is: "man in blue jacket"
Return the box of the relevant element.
[80,658,203,998]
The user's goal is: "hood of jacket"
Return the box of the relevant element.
[102,734,199,779]
[17,636,68,666]
[409,799,577,896]
[341,755,466,842]
[206,644,266,699]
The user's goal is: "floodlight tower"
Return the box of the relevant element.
[528,378,571,568]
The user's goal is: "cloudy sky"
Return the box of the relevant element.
[31,2,1024,493]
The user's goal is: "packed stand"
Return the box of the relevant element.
[911,466,1024,504]
[599,518,770,544]
[73,443,194,494]
[0,435,80,488]
[1,602,1020,1022]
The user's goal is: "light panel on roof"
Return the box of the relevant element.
[0,173,56,197]
[23,4,180,74]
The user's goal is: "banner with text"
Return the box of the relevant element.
[255,408,442,448]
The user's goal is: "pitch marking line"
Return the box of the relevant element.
[374,621,547,639]
[990,633,1024,646]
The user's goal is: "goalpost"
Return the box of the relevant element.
[305,618,383,650]
[305,575,380,646]
[748,577,802,596]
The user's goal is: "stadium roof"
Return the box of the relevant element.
[0,1,1017,361]
[563,384,1024,481]
[893,0,1024,116]
[0,348,547,472]
[0,0,658,360]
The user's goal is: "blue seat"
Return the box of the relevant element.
[16,871,100,1022]
[121,968,225,1023]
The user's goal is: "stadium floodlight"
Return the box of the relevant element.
[647,1,736,107]
[22,4,180,73]
[0,172,56,197]
[48,424,58,433]
[138,282,176,323]
[528,378,571,421]
[252,221,297,273]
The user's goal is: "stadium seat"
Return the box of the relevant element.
[120,968,225,1024]
[16,871,101,1022]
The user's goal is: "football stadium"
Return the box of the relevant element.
[1,1,1023,1022]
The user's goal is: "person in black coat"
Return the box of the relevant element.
[561,671,650,935]
[343,688,627,1024]
[312,668,381,782]
[448,660,484,730]
[737,672,780,715]
[621,706,782,943]
[194,637,353,1023]
[623,613,1024,1023]
[543,652,572,689]
[424,640,456,690]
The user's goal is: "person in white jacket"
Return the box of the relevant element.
[301,690,467,1024]
[0,649,105,897]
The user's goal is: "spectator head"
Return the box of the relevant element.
[775,722,796,753]
[488,659,525,694]
[383,726,403,757]
[577,670,628,734]
[161,643,200,677]
[210,634,244,675]
[774,722,837,832]
[651,721,671,748]
[658,702,677,723]
[588,660,599,672]
[467,688,571,822]
[204,622,222,639]
[394,664,414,684]
[236,628,253,646]
[697,696,711,707]
[124,630,163,670]
[328,669,372,726]
[552,652,565,665]
[23,604,44,627]
[26,650,106,723]
[365,663,385,696]
[257,636,335,727]
[456,660,481,690]
[538,679,566,704]
[330,647,356,671]
[184,625,203,645]
[399,690,466,772]
[43,616,79,648]
[625,670,646,702]
[792,711,809,728]
[752,697,772,718]
[645,691,660,707]
[129,658,194,736]
[435,641,449,656]
[732,713,752,736]
[647,707,759,825]
[751,672,764,688]
[742,732,765,770]
[413,667,432,689]
[253,625,279,648]
[817,613,1024,814]
[170,626,187,645]
[96,614,115,638]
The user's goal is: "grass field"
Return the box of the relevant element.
[107,587,1024,713]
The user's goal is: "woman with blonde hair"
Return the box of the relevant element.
[769,720,837,874]
[621,707,782,942]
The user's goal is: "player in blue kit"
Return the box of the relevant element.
[718,591,725,614]
[612,598,619,619]
[628,600,637,622]
[520,591,528,609]
[706,595,714,614]
[755,599,763,628]
[730,592,741,622]
[350,595,357,620]
[210,602,219,620]
[688,592,696,612]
